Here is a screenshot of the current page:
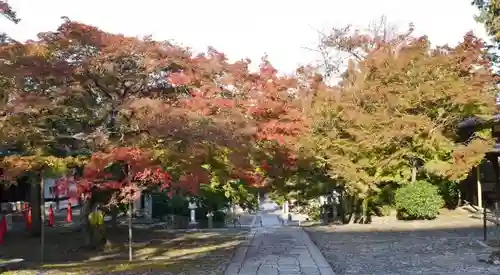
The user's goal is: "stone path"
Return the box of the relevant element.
[224,210,335,275]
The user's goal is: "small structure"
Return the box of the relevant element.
[132,192,153,220]
[458,116,500,240]
[43,177,79,211]
[207,211,214,228]
[458,117,500,209]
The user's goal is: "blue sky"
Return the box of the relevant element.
[3,0,488,73]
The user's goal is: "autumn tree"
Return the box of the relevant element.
[0,13,91,235]
[0,15,310,238]
[302,27,497,221]
[307,16,414,85]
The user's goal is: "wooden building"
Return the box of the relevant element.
[458,116,500,209]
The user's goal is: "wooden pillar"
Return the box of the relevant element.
[477,166,483,209]
[489,154,500,242]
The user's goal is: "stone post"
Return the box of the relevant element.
[145,194,153,220]
[207,211,214,228]
[332,190,340,220]
[283,201,289,214]
[188,201,198,226]
[133,193,142,217]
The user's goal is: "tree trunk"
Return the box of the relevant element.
[353,198,363,223]
[40,175,46,264]
[411,163,417,182]
[80,199,93,247]
[361,197,371,224]
[109,206,119,228]
[29,176,42,237]
[339,193,355,224]
[128,202,133,261]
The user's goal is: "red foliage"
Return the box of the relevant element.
[56,147,175,203]
[0,19,310,197]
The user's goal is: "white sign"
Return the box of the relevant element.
[43,178,79,209]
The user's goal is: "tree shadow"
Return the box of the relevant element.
[0,226,250,274]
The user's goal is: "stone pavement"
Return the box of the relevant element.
[224,211,335,275]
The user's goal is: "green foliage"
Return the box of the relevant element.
[301,24,496,201]
[369,183,398,216]
[151,192,190,218]
[395,181,444,220]
[268,191,286,207]
[198,184,230,211]
[428,176,461,210]
[305,204,321,221]
[378,205,393,217]
[371,184,397,206]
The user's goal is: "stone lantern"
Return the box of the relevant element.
[187,198,198,226]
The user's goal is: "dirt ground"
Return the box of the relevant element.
[0,226,251,274]
[305,208,500,275]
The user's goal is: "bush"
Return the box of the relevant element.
[376,205,393,217]
[306,204,321,221]
[373,184,397,206]
[370,183,397,217]
[395,181,444,220]
[438,180,460,209]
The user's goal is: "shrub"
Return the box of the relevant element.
[377,205,393,217]
[438,180,460,209]
[373,184,397,206]
[370,183,397,216]
[307,205,322,221]
[395,181,444,220]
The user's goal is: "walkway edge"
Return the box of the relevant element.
[300,227,336,275]
[223,227,258,275]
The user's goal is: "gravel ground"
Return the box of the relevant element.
[305,211,500,275]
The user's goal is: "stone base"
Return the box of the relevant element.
[188,222,199,228]
[0,258,24,272]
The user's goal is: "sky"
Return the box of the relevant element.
[2,0,489,74]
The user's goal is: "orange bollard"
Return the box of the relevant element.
[66,202,73,223]
[27,206,32,231]
[48,204,55,227]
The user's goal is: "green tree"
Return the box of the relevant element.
[301,26,497,221]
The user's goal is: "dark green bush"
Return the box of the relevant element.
[395,181,444,220]
[377,205,393,217]
[438,180,460,209]
[370,183,397,216]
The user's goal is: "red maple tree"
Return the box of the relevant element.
[56,147,173,204]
